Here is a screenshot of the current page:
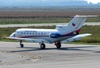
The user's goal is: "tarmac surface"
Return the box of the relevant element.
[0,42,100,68]
[0,22,100,28]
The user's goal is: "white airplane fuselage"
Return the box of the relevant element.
[10,27,78,43]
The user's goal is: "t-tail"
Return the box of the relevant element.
[67,15,87,32]
[56,15,98,33]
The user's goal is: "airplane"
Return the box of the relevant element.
[7,15,97,49]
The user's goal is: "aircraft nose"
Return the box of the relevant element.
[10,32,16,37]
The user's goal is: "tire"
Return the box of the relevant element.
[55,42,61,49]
[20,44,24,48]
[56,44,61,49]
[40,43,46,49]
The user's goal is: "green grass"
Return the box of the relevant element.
[0,25,100,44]
[78,25,100,44]
[0,17,99,24]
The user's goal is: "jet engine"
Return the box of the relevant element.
[50,33,61,38]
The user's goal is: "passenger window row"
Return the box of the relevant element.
[17,32,47,35]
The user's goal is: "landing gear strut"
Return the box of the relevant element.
[40,43,46,49]
[20,40,24,48]
[55,41,61,49]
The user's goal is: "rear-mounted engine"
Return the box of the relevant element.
[50,33,60,38]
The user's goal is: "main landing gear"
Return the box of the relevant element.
[19,40,61,49]
[55,41,61,49]
[20,40,24,48]
[39,41,61,49]
[39,43,46,49]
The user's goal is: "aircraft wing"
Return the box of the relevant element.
[61,33,92,43]
[7,37,52,43]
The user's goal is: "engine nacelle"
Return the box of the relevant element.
[50,33,61,38]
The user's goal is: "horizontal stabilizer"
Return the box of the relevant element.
[62,33,92,43]
[75,15,98,17]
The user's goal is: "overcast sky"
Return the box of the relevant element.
[0,0,100,7]
[0,0,100,3]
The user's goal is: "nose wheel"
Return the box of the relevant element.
[20,40,24,48]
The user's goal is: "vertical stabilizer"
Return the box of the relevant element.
[66,15,97,32]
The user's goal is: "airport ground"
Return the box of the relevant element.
[0,42,100,68]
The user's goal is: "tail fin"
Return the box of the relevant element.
[66,15,97,32]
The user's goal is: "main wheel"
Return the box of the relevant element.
[40,43,46,49]
[20,44,24,48]
[55,42,61,49]
[56,44,61,49]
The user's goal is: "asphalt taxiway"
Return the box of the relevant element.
[0,42,100,68]
[0,22,100,28]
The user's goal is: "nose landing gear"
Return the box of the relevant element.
[20,40,24,48]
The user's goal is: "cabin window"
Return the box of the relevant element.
[35,33,37,35]
[17,32,19,34]
[41,33,43,35]
[38,33,40,35]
